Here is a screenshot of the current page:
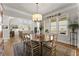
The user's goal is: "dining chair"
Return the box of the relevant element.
[23,34,41,56]
[30,40,41,56]
[42,34,57,56]
[51,34,57,56]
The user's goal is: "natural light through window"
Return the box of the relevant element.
[51,20,68,35]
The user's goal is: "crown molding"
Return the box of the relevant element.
[44,4,78,18]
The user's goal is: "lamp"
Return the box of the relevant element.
[32,3,42,22]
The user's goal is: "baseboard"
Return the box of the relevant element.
[56,41,78,49]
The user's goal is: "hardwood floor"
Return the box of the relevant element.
[56,42,77,56]
[4,37,21,56]
[2,36,79,56]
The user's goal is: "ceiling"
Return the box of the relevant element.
[3,3,76,19]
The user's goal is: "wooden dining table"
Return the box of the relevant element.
[21,33,57,56]
[32,39,52,56]
[31,34,53,56]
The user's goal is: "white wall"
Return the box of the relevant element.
[59,6,78,45]
[44,4,79,47]
[58,5,79,46]
[77,4,79,48]
[3,16,10,42]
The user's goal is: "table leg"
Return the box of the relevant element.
[40,42,42,56]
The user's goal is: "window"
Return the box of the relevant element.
[51,22,56,34]
[59,20,68,35]
[51,17,68,35]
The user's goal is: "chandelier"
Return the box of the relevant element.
[32,3,42,22]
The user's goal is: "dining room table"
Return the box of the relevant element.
[31,34,53,56]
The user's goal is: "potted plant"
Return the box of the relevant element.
[68,23,79,32]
